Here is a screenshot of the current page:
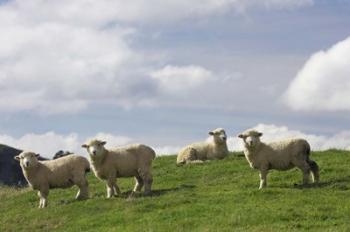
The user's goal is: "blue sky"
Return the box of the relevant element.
[0,0,349,156]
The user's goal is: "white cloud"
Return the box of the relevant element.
[153,145,182,156]
[283,36,350,111]
[0,131,182,158]
[1,0,313,25]
[0,132,133,158]
[150,65,214,94]
[1,123,349,159]
[84,133,133,148]
[0,132,80,156]
[0,1,157,114]
[0,0,313,114]
[231,124,350,151]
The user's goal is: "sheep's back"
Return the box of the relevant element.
[41,155,88,188]
[107,144,155,177]
[268,139,309,155]
[259,139,310,170]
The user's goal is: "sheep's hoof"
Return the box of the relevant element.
[176,162,185,166]
[76,195,88,201]
[294,183,311,188]
[143,192,152,197]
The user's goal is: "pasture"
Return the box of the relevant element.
[1,150,349,231]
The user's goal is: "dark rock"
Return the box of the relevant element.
[0,144,48,186]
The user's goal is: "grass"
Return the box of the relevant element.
[1,150,350,231]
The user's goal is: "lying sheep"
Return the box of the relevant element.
[82,139,156,198]
[15,152,90,208]
[238,129,320,189]
[177,128,229,165]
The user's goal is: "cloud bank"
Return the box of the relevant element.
[0,0,313,114]
[230,124,350,151]
[1,123,349,158]
[151,65,214,94]
[284,36,350,111]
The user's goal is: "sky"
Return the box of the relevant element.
[0,0,350,157]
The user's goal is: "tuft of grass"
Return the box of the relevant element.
[1,150,350,231]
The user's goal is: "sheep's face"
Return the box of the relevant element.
[82,140,107,158]
[209,128,227,144]
[238,130,263,149]
[15,152,39,169]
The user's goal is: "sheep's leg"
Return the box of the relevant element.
[307,159,320,183]
[37,191,42,208]
[133,176,144,193]
[38,189,48,208]
[128,176,144,199]
[133,169,153,197]
[106,178,117,198]
[113,183,121,196]
[295,161,311,185]
[75,177,89,200]
[143,174,153,196]
[302,168,311,185]
[259,170,268,189]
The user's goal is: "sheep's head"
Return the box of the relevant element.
[82,139,107,158]
[14,152,40,169]
[209,128,227,144]
[238,130,263,148]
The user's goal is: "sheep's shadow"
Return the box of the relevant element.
[58,197,88,205]
[312,175,350,190]
[121,183,196,198]
[289,175,350,190]
[86,183,196,201]
[150,184,196,197]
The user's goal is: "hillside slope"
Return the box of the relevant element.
[1,150,350,231]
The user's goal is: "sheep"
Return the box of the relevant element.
[238,129,320,189]
[177,128,229,165]
[53,150,73,159]
[82,139,156,198]
[15,151,90,208]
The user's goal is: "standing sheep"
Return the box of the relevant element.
[238,129,320,189]
[15,152,90,208]
[177,128,229,165]
[82,139,156,198]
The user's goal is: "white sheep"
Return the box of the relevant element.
[238,129,320,189]
[177,128,229,165]
[82,139,156,198]
[15,152,90,208]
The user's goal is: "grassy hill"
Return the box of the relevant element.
[1,150,350,231]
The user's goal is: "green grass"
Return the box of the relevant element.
[1,150,350,231]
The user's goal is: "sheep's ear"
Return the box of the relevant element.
[208,131,214,136]
[258,132,263,137]
[238,134,244,138]
[35,154,40,158]
[81,144,88,148]
[14,156,20,161]
[100,141,107,146]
